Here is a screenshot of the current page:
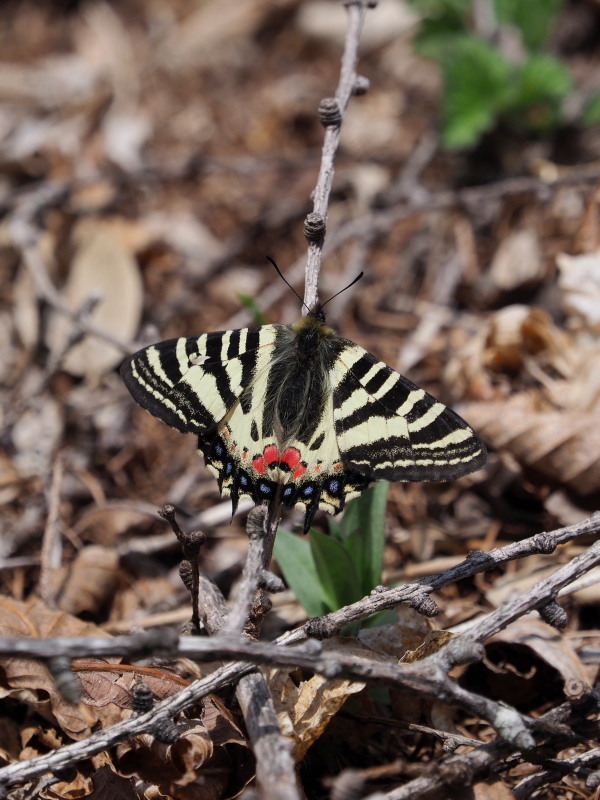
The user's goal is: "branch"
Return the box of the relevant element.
[513,747,600,799]
[0,516,598,791]
[281,512,600,642]
[170,505,299,800]
[303,0,371,310]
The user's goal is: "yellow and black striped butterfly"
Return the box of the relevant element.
[121,303,486,531]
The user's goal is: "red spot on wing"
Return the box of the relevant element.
[293,463,307,479]
[252,457,266,475]
[280,447,301,469]
[263,444,280,467]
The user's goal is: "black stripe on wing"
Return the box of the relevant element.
[334,349,486,482]
[120,326,270,435]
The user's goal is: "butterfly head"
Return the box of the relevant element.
[308,305,326,324]
[291,306,332,340]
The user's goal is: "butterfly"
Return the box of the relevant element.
[120,302,486,532]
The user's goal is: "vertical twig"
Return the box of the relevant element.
[159,505,205,633]
[161,505,298,799]
[37,453,64,607]
[303,0,371,310]
[225,508,268,635]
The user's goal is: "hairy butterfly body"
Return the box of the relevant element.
[121,308,486,531]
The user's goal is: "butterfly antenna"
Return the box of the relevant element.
[320,271,364,311]
[266,256,309,312]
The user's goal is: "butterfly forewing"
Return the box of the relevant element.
[120,326,278,433]
[332,345,486,482]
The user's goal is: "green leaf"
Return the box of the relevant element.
[237,294,268,326]
[273,527,330,618]
[583,92,600,126]
[511,54,570,130]
[309,529,362,611]
[408,0,470,55]
[516,54,571,105]
[343,482,389,596]
[494,0,564,51]
[436,35,513,148]
[407,0,470,15]
[326,516,347,545]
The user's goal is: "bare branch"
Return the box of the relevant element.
[281,512,600,643]
[303,0,372,310]
[513,747,600,799]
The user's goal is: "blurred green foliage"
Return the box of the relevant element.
[408,0,582,148]
[238,293,269,326]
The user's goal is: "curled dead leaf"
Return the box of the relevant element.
[463,395,600,494]
[399,630,455,663]
[76,664,187,709]
[488,228,544,293]
[59,545,120,616]
[482,305,571,375]
[359,605,433,659]
[443,305,572,403]
[460,617,593,712]
[266,638,398,761]
[0,595,112,739]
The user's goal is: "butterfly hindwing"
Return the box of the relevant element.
[332,344,486,482]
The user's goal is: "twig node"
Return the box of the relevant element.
[318,97,342,127]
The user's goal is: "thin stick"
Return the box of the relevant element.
[37,453,64,607]
[303,1,369,310]
[1,521,599,792]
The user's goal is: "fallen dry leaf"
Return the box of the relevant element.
[76,664,187,709]
[400,630,455,663]
[557,250,600,331]
[116,730,221,800]
[39,769,94,799]
[488,616,594,689]
[459,615,594,712]
[443,304,573,404]
[488,228,544,293]
[359,605,433,659]
[45,218,143,380]
[0,595,112,739]
[482,305,571,375]
[58,545,120,617]
[86,764,138,800]
[460,778,515,800]
[266,638,372,761]
[463,395,600,494]
[113,693,252,800]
